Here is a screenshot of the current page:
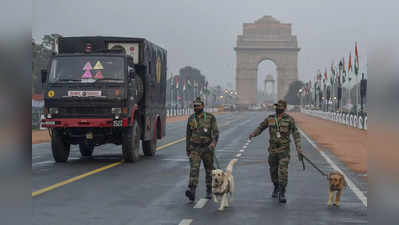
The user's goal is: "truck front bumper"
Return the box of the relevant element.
[41,118,129,128]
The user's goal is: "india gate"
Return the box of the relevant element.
[235,16,300,107]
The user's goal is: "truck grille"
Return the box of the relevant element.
[60,107,111,116]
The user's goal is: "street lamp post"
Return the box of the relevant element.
[298,89,303,109]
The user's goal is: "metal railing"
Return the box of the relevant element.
[301,109,367,130]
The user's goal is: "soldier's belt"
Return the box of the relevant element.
[191,142,211,148]
[269,145,289,153]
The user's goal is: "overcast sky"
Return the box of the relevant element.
[33,0,398,89]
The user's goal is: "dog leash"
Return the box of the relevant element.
[301,153,328,177]
[213,150,221,169]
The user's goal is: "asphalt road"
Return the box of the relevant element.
[32,111,367,225]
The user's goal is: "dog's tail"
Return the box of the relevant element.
[225,159,238,176]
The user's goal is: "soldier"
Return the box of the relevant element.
[185,97,219,202]
[248,100,302,203]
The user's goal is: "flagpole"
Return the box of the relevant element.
[356,74,360,118]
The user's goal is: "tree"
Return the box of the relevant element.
[32,38,54,94]
[284,80,305,105]
[41,33,63,51]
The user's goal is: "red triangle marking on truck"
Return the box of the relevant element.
[81,70,92,78]
[94,70,104,79]
[83,61,93,70]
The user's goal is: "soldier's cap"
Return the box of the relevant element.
[274,100,287,109]
[193,97,204,106]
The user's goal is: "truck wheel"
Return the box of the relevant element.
[51,129,70,162]
[122,121,141,162]
[79,143,94,157]
[142,136,157,156]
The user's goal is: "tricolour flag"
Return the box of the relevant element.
[354,42,359,75]
[324,69,328,80]
[348,52,352,73]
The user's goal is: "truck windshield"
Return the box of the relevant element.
[48,56,125,83]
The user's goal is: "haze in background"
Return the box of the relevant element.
[33,0,391,87]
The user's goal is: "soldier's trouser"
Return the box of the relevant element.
[188,148,214,189]
[268,150,290,186]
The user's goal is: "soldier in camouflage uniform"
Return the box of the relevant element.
[185,97,219,202]
[249,100,302,203]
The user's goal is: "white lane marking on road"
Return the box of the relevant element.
[193,198,208,208]
[32,156,41,160]
[298,128,367,207]
[240,149,244,152]
[243,145,247,149]
[216,150,238,153]
[178,219,193,225]
[31,156,92,166]
[236,153,242,157]
[32,160,54,166]
[161,158,189,162]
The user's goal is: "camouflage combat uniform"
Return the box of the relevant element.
[251,112,301,187]
[186,111,219,190]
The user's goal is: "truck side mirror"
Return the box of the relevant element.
[41,69,47,83]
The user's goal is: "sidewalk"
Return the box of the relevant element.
[289,112,367,176]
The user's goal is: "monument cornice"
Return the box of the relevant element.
[234,47,300,52]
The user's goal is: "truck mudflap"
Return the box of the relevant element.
[41,118,129,128]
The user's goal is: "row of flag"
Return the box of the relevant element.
[168,74,208,93]
[303,42,361,94]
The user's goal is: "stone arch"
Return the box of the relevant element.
[258,59,277,103]
[235,16,300,107]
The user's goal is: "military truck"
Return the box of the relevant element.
[41,36,167,163]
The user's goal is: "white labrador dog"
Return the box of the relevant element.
[212,159,238,211]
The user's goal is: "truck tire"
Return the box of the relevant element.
[51,129,70,162]
[142,137,157,156]
[142,124,157,156]
[79,143,94,157]
[122,121,141,162]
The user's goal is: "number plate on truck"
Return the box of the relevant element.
[113,120,122,127]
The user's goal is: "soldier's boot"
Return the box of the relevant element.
[185,187,196,202]
[206,186,212,199]
[272,182,279,198]
[279,185,287,203]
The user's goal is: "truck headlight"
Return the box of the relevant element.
[112,108,122,114]
[49,107,59,114]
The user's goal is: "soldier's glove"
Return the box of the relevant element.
[208,142,216,151]
[297,148,305,170]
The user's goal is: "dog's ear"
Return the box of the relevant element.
[340,175,346,186]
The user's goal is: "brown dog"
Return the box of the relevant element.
[212,159,237,211]
[327,171,346,207]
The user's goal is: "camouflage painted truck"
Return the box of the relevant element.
[41,36,167,163]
